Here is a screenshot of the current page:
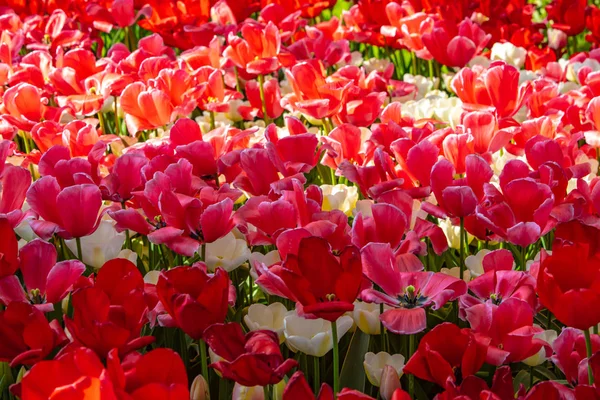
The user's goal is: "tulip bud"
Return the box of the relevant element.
[363,352,405,387]
[232,383,264,400]
[352,301,388,335]
[190,375,210,400]
[380,365,402,400]
[548,28,567,51]
[244,302,288,343]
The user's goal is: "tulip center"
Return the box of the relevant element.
[489,293,502,305]
[28,288,43,304]
[399,285,427,309]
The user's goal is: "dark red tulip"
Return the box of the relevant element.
[156,264,229,340]
[64,259,153,358]
[537,241,600,331]
[0,302,67,367]
[0,217,19,278]
[403,323,487,387]
[204,322,298,387]
[280,236,362,321]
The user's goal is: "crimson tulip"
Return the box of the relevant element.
[280,236,362,321]
[0,239,85,309]
[0,217,19,278]
[0,302,67,367]
[17,347,117,399]
[156,264,229,339]
[537,241,600,330]
[204,322,298,387]
[404,323,487,387]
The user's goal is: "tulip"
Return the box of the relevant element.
[379,365,402,400]
[205,232,251,272]
[320,184,359,216]
[280,236,362,322]
[363,352,405,387]
[403,323,487,387]
[283,313,353,357]
[244,302,289,343]
[490,42,526,69]
[0,217,19,278]
[0,302,67,367]
[352,301,391,335]
[65,218,126,269]
[204,322,298,387]
[157,265,230,340]
[232,384,264,400]
[522,329,558,367]
[190,375,210,400]
[19,348,117,399]
[0,239,85,308]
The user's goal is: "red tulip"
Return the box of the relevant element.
[26,176,104,240]
[0,302,67,367]
[18,347,118,399]
[0,239,85,309]
[239,78,284,120]
[547,0,587,36]
[204,322,298,387]
[0,217,19,278]
[352,203,408,249]
[465,298,548,365]
[483,62,532,120]
[100,152,149,202]
[436,366,519,400]
[64,259,154,358]
[537,241,600,330]
[403,323,487,387]
[280,236,362,321]
[460,269,537,314]
[0,164,31,227]
[422,18,490,68]
[109,348,189,400]
[224,21,281,75]
[361,270,466,335]
[283,371,334,400]
[284,60,350,120]
[552,327,600,384]
[156,264,229,339]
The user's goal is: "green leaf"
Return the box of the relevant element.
[339,330,370,392]
[513,370,530,391]
[534,366,558,381]
[332,0,352,17]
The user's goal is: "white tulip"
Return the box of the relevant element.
[490,42,527,69]
[321,184,359,216]
[205,232,250,272]
[438,218,473,250]
[249,250,281,280]
[232,384,263,400]
[65,219,125,269]
[522,329,557,366]
[352,301,390,335]
[464,249,492,278]
[284,314,353,357]
[363,351,405,387]
[244,303,289,343]
[440,266,471,283]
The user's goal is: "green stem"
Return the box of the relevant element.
[76,237,83,262]
[209,111,216,131]
[408,334,416,397]
[113,96,121,135]
[585,329,595,385]
[332,320,340,394]
[263,385,272,400]
[459,217,465,281]
[200,339,209,383]
[529,365,534,388]
[521,246,527,271]
[257,74,271,126]
[313,356,320,394]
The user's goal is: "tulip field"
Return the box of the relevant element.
[3,0,600,398]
